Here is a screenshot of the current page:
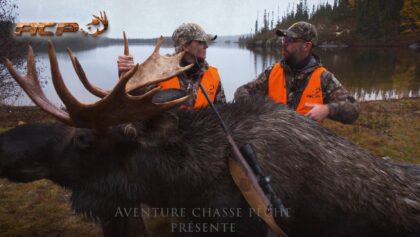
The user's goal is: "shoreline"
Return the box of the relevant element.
[243,32,420,49]
[244,42,420,49]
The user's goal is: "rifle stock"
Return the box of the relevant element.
[197,83,288,237]
[227,135,288,237]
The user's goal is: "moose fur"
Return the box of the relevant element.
[0,97,419,237]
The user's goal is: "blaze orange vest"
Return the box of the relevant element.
[158,66,220,110]
[268,63,325,115]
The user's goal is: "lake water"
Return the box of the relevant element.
[5,43,420,106]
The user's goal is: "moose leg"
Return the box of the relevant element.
[101,215,147,237]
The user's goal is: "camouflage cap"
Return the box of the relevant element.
[172,23,217,46]
[276,21,318,45]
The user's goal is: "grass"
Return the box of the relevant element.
[0,179,101,237]
[0,98,419,236]
[324,98,420,163]
[0,127,11,133]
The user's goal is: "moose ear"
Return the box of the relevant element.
[152,88,187,104]
[152,112,179,134]
[134,112,179,146]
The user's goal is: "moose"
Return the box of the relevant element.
[0,37,419,237]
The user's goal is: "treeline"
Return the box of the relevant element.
[0,0,179,103]
[0,0,25,103]
[10,35,174,53]
[240,0,419,46]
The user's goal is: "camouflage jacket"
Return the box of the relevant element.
[234,54,359,124]
[176,59,226,108]
[124,55,226,108]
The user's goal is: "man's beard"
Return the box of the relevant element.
[196,57,205,63]
[282,48,300,67]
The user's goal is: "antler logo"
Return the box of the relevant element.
[80,11,108,37]
[14,11,108,37]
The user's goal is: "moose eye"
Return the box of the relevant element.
[74,132,96,149]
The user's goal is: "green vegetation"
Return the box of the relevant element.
[0,179,102,237]
[400,0,420,33]
[241,0,420,47]
[0,105,54,128]
[0,0,24,102]
[325,98,420,163]
[0,127,10,133]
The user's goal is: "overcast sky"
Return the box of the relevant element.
[15,0,331,38]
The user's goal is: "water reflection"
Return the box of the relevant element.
[4,43,419,106]
[249,46,420,101]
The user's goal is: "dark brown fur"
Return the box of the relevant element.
[0,97,419,237]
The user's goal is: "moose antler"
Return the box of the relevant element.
[66,31,130,98]
[5,36,192,128]
[67,33,190,98]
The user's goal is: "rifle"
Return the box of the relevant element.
[121,33,288,236]
[240,143,287,217]
[198,83,288,237]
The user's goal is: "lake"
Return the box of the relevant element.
[5,42,420,106]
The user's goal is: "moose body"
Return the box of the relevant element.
[1,98,419,237]
[1,38,419,237]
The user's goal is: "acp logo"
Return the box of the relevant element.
[14,11,108,37]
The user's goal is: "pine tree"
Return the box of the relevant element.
[311,5,315,18]
[303,0,309,21]
[255,19,258,34]
[400,0,420,33]
[356,0,382,39]
[0,0,26,102]
[271,10,274,29]
[263,9,268,32]
[295,0,303,20]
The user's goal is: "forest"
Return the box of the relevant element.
[240,0,420,47]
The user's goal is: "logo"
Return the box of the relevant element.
[306,87,322,98]
[306,94,321,98]
[14,11,108,37]
[208,84,216,96]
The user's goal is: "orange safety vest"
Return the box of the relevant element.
[268,63,325,115]
[158,66,220,110]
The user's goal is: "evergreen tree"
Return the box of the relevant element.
[271,10,274,29]
[263,9,268,32]
[0,0,24,102]
[311,4,315,18]
[295,0,303,20]
[400,0,420,33]
[356,0,382,39]
[247,0,410,45]
[303,0,309,21]
[255,19,258,34]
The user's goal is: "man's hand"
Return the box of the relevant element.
[304,103,329,122]
[117,54,134,75]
